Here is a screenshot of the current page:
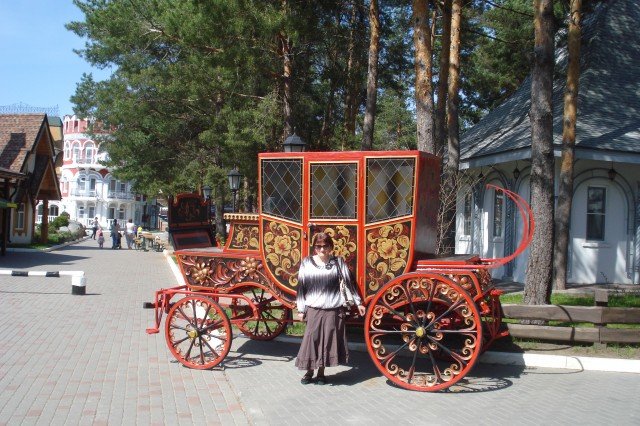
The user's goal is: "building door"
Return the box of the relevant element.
[570,180,631,284]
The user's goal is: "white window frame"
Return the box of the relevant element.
[586,186,606,241]
[16,203,25,230]
[492,190,504,238]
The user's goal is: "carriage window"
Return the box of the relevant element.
[586,186,606,241]
[366,157,415,223]
[261,159,302,222]
[310,163,357,219]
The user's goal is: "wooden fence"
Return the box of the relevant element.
[502,290,640,345]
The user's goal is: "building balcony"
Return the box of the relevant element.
[69,189,98,198]
[107,191,136,200]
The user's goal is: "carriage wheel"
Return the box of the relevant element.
[165,295,232,369]
[365,273,483,392]
[230,286,291,340]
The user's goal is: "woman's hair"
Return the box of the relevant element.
[312,232,334,249]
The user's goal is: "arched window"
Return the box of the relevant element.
[64,141,71,159]
[73,142,81,163]
[50,205,59,216]
[85,142,95,164]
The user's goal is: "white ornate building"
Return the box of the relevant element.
[38,115,159,230]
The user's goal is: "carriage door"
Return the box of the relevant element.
[306,160,360,281]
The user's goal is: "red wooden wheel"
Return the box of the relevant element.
[165,295,232,369]
[364,272,483,392]
[231,286,291,340]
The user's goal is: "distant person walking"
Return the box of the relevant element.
[125,219,136,249]
[91,217,99,239]
[110,219,121,249]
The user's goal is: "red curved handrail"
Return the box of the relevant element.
[419,184,534,270]
[477,184,534,269]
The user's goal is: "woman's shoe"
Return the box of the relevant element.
[315,376,327,385]
[300,374,313,385]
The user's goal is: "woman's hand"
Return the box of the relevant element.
[357,304,366,317]
[297,312,305,321]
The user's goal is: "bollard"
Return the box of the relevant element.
[0,270,86,295]
[71,274,86,295]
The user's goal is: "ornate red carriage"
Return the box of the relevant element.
[146,150,532,391]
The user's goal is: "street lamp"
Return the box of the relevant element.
[227,169,242,213]
[282,130,306,152]
[202,185,212,220]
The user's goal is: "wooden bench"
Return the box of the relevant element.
[154,237,167,252]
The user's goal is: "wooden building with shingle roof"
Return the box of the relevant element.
[456,0,640,286]
[0,114,61,253]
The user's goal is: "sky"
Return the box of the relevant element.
[0,0,112,118]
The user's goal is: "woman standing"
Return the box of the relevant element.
[295,232,366,385]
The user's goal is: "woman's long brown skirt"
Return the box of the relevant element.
[295,307,349,370]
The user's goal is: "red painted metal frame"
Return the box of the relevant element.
[146,287,263,334]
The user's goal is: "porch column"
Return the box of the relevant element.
[40,198,49,245]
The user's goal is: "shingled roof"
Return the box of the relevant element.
[0,113,61,201]
[460,0,640,164]
[0,114,49,173]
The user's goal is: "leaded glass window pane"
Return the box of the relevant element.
[261,159,302,222]
[366,157,415,223]
[310,163,357,219]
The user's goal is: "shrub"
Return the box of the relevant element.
[51,215,69,230]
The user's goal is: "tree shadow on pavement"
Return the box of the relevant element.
[0,251,88,269]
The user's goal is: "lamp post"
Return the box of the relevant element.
[282,130,306,152]
[202,185,212,221]
[227,169,242,213]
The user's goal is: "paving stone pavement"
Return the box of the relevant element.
[1,238,639,425]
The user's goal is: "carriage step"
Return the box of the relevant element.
[142,302,155,309]
[145,328,160,334]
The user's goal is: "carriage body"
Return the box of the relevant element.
[146,150,533,391]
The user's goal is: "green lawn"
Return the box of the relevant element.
[499,292,640,308]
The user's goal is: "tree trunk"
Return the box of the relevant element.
[554,0,582,291]
[279,31,293,139]
[438,0,462,254]
[343,0,360,149]
[413,0,435,153]
[361,0,380,151]
[434,0,452,159]
[446,0,461,174]
[525,0,555,306]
